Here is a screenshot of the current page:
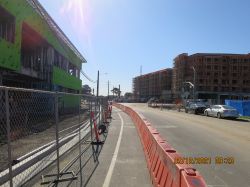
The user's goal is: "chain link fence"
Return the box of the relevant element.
[0,86,110,187]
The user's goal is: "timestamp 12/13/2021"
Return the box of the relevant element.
[174,156,235,165]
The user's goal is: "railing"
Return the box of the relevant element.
[0,86,109,186]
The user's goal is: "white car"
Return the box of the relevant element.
[204,105,239,119]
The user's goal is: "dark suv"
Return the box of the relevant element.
[185,102,207,114]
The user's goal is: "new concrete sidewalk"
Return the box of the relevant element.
[87,107,152,187]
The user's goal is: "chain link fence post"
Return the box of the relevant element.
[94,97,97,121]
[78,95,83,186]
[98,98,101,127]
[89,98,93,142]
[5,88,13,187]
[55,93,60,180]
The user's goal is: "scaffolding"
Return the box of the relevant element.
[133,69,172,101]
[172,53,250,102]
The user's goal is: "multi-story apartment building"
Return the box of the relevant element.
[172,53,250,103]
[133,68,172,101]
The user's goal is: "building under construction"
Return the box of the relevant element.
[133,69,172,101]
[0,0,86,92]
[172,53,250,103]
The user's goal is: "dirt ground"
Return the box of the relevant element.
[0,112,90,172]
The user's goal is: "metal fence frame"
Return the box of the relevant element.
[0,86,109,186]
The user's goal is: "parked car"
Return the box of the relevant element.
[204,105,239,119]
[185,102,207,114]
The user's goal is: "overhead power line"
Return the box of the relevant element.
[80,70,96,83]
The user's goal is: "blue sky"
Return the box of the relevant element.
[40,0,250,95]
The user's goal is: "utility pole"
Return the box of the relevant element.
[97,70,99,97]
[140,65,142,76]
[119,84,121,98]
[108,80,110,99]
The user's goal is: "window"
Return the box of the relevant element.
[232,80,237,84]
[0,5,15,43]
[214,79,218,83]
[222,87,229,91]
[198,72,203,76]
[212,106,217,109]
[214,65,218,70]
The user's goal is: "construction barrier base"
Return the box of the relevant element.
[114,103,207,187]
[91,141,104,145]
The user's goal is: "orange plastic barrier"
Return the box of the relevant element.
[91,111,100,142]
[113,103,207,187]
[102,108,108,124]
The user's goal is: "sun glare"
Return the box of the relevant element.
[60,0,91,46]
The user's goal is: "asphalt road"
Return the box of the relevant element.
[125,103,250,187]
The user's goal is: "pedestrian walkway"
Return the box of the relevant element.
[87,107,152,187]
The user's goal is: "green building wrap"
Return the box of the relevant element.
[59,94,80,109]
[52,66,82,90]
[0,38,20,70]
[0,0,83,70]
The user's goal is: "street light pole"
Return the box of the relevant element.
[183,81,194,102]
[192,66,196,101]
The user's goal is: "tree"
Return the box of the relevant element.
[124,92,133,98]
[111,87,121,96]
[82,84,91,95]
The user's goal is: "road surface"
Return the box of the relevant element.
[125,103,250,187]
